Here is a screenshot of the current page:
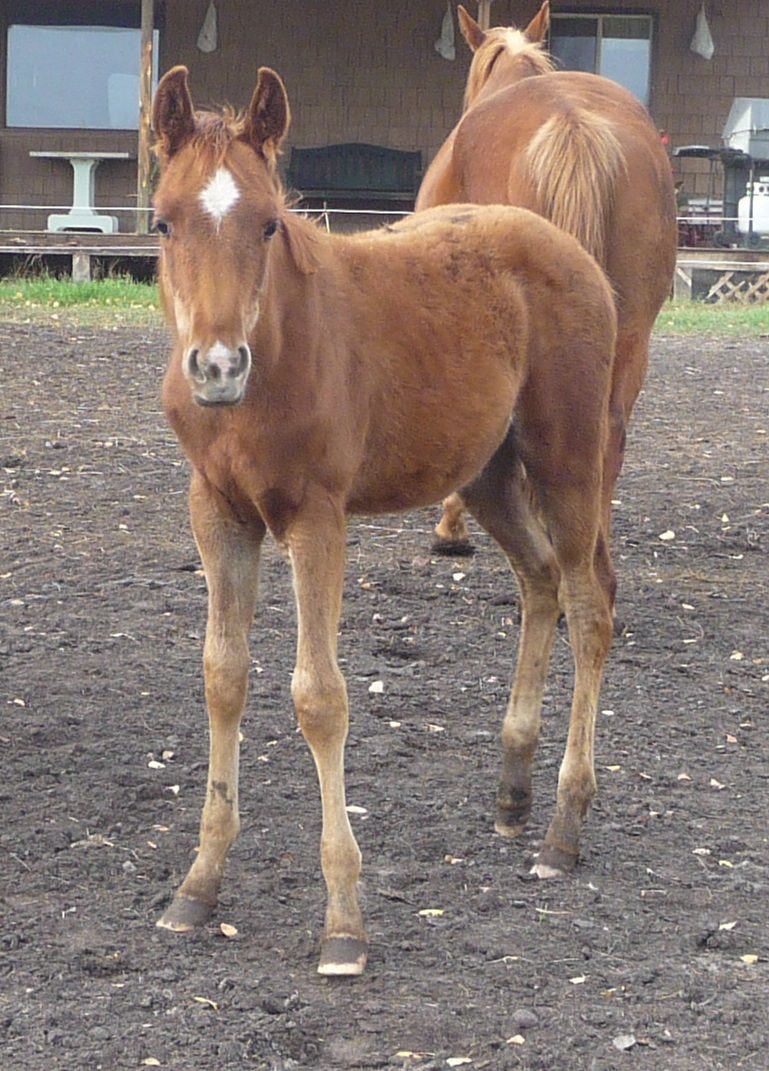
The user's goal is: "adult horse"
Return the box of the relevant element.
[151,65,617,975]
[420,1,677,558]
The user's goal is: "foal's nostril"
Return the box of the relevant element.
[208,363,221,381]
[187,348,205,383]
[236,345,251,376]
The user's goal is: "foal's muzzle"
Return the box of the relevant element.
[184,342,252,406]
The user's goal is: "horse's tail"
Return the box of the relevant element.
[523,107,625,267]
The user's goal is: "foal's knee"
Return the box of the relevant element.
[292,668,349,748]
[203,641,249,717]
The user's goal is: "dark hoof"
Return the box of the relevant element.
[156,894,216,932]
[531,842,578,879]
[430,539,475,557]
[318,934,368,977]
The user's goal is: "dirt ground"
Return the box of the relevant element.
[1,319,768,1071]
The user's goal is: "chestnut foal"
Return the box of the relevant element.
[151,65,617,975]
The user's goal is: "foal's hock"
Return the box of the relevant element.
[151,64,617,976]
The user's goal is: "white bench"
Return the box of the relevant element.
[29,151,131,233]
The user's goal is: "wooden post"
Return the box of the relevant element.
[477,1,492,30]
[136,0,154,234]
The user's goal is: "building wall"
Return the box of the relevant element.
[0,0,767,229]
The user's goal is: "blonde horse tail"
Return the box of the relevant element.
[523,108,625,267]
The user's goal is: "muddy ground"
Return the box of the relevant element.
[1,320,768,1071]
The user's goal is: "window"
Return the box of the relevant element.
[550,14,653,106]
[6,2,161,130]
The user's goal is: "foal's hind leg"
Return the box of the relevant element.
[158,472,264,932]
[460,437,561,837]
[529,479,614,878]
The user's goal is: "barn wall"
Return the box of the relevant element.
[0,0,767,229]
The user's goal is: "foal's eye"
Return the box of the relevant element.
[154,218,172,238]
[263,219,279,240]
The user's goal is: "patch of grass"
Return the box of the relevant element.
[0,275,160,325]
[655,299,769,336]
[1,277,769,335]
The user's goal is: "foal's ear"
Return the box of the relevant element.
[241,68,291,164]
[152,66,196,160]
[457,6,486,52]
[524,1,550,43]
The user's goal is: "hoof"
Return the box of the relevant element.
[494,819,526,838]
[531,842,578,879]
[430,538,475,558]
[156,894,216,932]
[318,934,368,977]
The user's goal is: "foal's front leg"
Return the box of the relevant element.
[158,472,264,931]
[287,496,366,976]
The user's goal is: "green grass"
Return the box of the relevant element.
[0,278,768,335]
[0,275,159,325]
[655,298,769,336]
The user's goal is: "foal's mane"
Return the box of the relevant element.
[464,28,554,111]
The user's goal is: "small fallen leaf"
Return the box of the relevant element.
[148,760,165,770]
[719,921,737,931]
[452,572,466,582]
[446,1060,472,1068]
[426,723,445,733]
[710,778,725,790]
[613,1034,637,1052]
[725,734,738,744]
[389,720,401,729]
[368,680,384,694]
[569,975,587,985]
[167,784,180,795]
[718,859,734,868]
[192,996,219,1010]
[142,1061,161,1067]
[658,530,676,541]
[692,847,711,856]
[220,923,238,938]
[677,772,692,781]
[741,954,758,965]
[419,908,445,917]
[346,805,368,815]
[730,651,744,661]
[506,1035,525,1046]
[605,764,622,772]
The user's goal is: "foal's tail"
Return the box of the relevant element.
[523,108,625,267]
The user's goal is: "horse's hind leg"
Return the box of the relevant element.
[529,477,614,878]
[460,435,561,837]
[432,492,474,556]
[158,472,264,932]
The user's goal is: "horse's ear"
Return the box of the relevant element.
[457,5,486,52]
[152,66,195,160]
[524,1,550,43]
[241,68,291,164]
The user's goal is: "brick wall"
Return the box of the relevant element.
[0,0,767,229]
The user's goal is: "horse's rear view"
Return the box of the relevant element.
[151,65,617,975]
[420,2,677,556]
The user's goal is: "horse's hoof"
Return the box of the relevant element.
[430,538,475,557]
[494,819,526,838]
[156,894,215,932]
[317,935,368,977]
[531,843,578,879]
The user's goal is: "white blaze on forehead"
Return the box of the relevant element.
[200,167,240,226]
